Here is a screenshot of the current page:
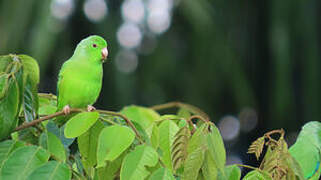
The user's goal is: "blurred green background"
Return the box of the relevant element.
[1,0,320,167]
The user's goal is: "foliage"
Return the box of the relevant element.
[0,54,321,180]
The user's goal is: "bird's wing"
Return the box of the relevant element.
[57,60,71,110]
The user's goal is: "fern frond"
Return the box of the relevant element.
[171,126,191,172]
[248,136,265,160]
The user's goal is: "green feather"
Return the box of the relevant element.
[289,121,321,179]
[56,35,107,124]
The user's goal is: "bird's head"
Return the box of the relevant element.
[74,35,108,63]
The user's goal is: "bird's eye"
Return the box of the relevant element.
[92,44,97,48]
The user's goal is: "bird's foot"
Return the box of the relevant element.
[87,105,96,112]
[63,105,71,115]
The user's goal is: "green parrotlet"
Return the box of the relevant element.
[56,35,108,123]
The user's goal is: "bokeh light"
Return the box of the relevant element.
[239,107,258,132]
[147,10,171,34]
[83,0,107,22]
[117,22,143,49]
[51,0,74,20]
[218,115,240,141]
[147,0,173,12]
[121,0,145,24]
[115,50,139,74]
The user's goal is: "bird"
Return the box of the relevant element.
[56,35,108,124]
[289,121,321,179]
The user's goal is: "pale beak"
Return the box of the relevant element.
[101,47,108,61]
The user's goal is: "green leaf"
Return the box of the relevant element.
[0,140,24,168]
[39,133,47,149]
[0,146,50,180]
[187,124,207,153]
[19,55,40,123]
[18,55,40,91]
[201,151,218,180]
[177,108,192,119]
[78,120,104,167]
[131,121,151,144]
[73,152,84,176]
[47,132,66,162]
[0,55,24,140]
[158,120,179,172]
[206,125,226,173]
[96,151,126,180]
[150,124,159,149]
[38,94,57,115]
[120,105,161,136]
[178,119,188,128]
[26,161,71,180]
[182,124,207,180]
[182,146,205,180]
[97,125,135,167]
[219,165,241,180]
[17,128,39,144]
[120,145,158,180]
[22,77,38,122]
[243,170,272,180]
[64,111,99,138]
[47,122,74,148]
[149,167,175,180]
[0,55,11,72]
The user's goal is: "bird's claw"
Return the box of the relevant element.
[87,105,96,112]
[63,105,71,115]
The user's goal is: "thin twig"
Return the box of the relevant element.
[235,164,260,171]
[97,110,143,143]
[188,115,212,124]
[150,101,210,121]
[236,164,273,179]
[99,117,117,125]
[264,129,284,143]
[185,117,196,134]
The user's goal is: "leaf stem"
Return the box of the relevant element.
[99,117,117,125]
[150,101,210,121]
[235,163,258,170]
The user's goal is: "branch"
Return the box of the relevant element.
[235,163,258,171]
[264,129,284,143]
[14,109,83,131]
[97,110,143,143]
[188,115,212,124]
[185,117,196,134]
[15,108,143,143]
[150,101,210,121]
